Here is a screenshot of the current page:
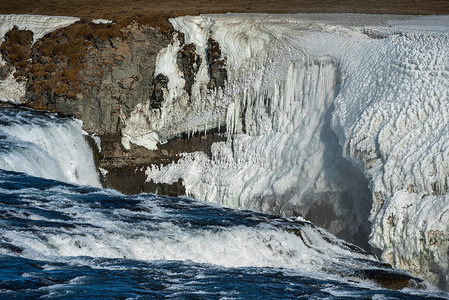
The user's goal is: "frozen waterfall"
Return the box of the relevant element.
[136,14,449,290]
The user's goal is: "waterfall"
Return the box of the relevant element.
[144,16,373,250]
[0,108,101,187]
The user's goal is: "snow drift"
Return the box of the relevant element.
[138,14,449,290]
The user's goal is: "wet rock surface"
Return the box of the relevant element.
[87,130,225,195]
[358,269,425,290]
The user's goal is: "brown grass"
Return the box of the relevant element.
[25,19,147,99]
[0,0,448,22]
[0,27,33,73]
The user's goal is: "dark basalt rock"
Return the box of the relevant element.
[150,73,169,109]
[177,43,201,98]
[87,130,226,195]
[104,165,185,195]
[206,37,227,90]
[358,269,426,290]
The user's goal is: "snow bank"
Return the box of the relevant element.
[0,14,79,103]
[138,14,449,290]
[0,14,79,42]
[91,19,113,25]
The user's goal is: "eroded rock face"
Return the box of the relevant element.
[0,19,176,132]
[0,17,232,195]
[91,131,225,194]
[25,21,171,134]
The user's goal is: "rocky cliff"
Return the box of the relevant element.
[1,17,226,194]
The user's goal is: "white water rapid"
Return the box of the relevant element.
[0,109,101,187]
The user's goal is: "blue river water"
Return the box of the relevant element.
[0,169,448,299]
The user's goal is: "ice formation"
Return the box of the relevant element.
[138,14,449,290]
[0,14,79,103]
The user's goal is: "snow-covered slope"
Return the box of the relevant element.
[139,14,449,290]
[0,14,79,103]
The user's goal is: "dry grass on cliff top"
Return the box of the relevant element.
[2,0,448,110]
[1,0,448,22]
